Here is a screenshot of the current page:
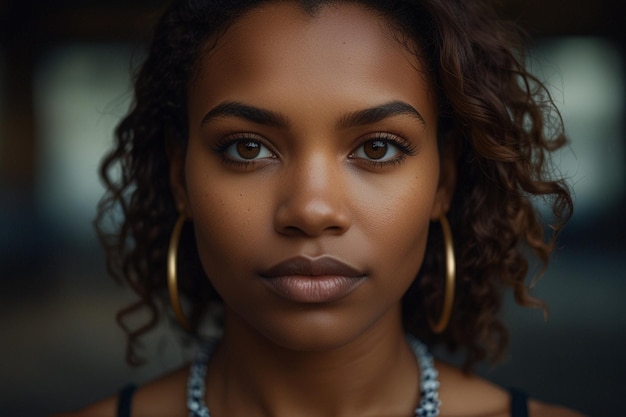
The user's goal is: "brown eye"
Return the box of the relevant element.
[222,138,273,162]
[236,140,261,159]
[350,135,411,167]
[362,139,388,160]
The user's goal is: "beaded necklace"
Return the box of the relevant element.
[187,335,440,417]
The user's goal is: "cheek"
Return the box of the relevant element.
[366,191,432,268]
[353,169,439,283]
[185,169,269,282]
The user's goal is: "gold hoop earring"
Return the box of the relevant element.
[429,213,456,334]
[167,214,192,331]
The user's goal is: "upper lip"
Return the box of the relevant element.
[259,255,366,278]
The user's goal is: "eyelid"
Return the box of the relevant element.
[211,132,277,165]
[352,132,417,156]
[212,131,265,148]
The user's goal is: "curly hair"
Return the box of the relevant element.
[95,0,573,369]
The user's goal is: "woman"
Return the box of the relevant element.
[61,0,582,415]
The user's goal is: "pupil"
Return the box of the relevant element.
[236,141,261,159]
[365,140,387,159]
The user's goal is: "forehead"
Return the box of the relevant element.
[189,1,436,125]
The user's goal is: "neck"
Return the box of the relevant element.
[206,307,421,417]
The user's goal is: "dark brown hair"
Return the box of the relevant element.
[95,0,573,368]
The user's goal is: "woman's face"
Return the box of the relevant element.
[172,2,454,350]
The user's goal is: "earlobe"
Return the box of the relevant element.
[167,140,191,217]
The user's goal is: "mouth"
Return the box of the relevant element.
[259,255,367,303]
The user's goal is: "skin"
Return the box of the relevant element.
[54,3,585,417]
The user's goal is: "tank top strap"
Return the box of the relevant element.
[509,387,529,417]
[117,384,137,417]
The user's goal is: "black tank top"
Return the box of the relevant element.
[117,384,530,417]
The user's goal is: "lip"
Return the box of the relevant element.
[259,256,367,303]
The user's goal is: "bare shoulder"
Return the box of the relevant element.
[435,360,585,417]
[530,400,588,417]
[435,360,511,416]
[50,366,189,417]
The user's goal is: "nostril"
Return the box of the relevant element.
[273,195,352,237]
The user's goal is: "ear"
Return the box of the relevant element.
[166,137,191,218]
[430,132,459,220]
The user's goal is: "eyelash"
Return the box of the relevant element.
[211,132,275,168]
[349,132,417,168]
[211,131,417,169]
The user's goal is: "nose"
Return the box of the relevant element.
[273,154,352,237]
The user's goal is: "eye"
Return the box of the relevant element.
[351,138,404,162]
[222,138,274,161]
[356,139,397,160]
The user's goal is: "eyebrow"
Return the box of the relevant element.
[201,101,289,127]
[338,100,425,128]
[200,100,425,128]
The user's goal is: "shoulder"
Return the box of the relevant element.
[435,360,586,417]
[436,360,511,417]
[530,401,588,417]
[50,366,190,417]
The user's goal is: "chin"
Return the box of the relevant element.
[232,303,400,353]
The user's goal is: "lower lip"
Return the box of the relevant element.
[262,275,366,303]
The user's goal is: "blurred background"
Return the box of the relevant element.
[0,0,624,416]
